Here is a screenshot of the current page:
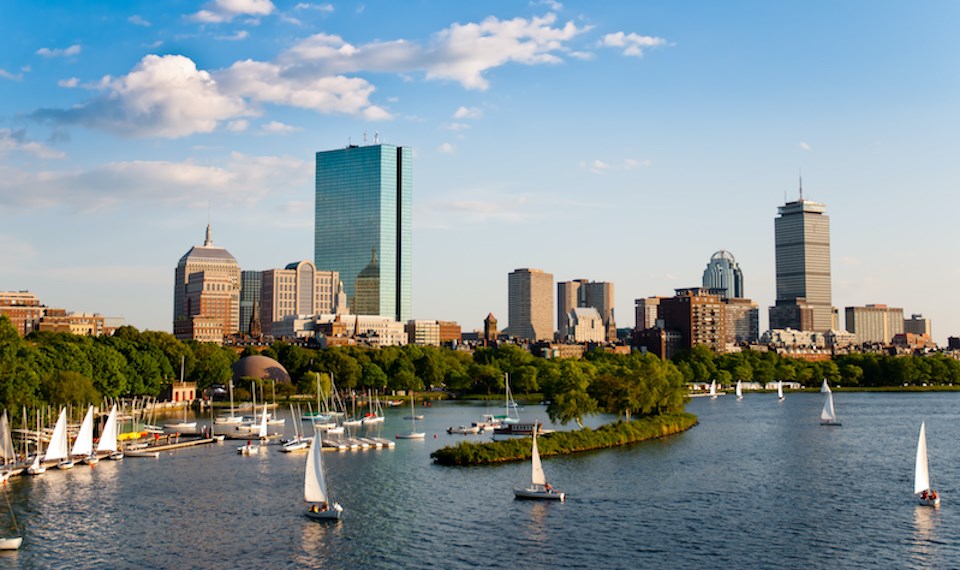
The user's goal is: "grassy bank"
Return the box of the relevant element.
[430,412,698,466]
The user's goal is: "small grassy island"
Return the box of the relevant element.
[431,412,698,466]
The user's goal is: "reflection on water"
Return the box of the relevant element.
[3,395,960,568]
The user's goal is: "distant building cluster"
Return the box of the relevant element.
[0,290,122,337]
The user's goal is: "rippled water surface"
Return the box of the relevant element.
[2,393,959,569]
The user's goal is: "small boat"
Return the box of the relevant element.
[915,421,940,507]
[237,440,260,455]
[46,408,74,469]
[513,422,564,501]
[125,449,160,458]
[777,380,785,402]
[493,421,549,439]
[709,380,718,399]
[396,398,425,440]
[305,432,343,521]
[820,381,841,426]
[98,405,124,460]
[0,483,21,550]
[735,380,743,400]
[72,406,99,465]
[447,425,480,435]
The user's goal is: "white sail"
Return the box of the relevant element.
[531,424,546,487]
[97,405,119,453]
[71,406,95,457]
[915,421,932,495]
[821,379,831,393]
[777,381,784,399]
[709,380,717,397]
[735,380,742,399]
[44,408,69,462]
[0,411,14,463]
[820,392,836,422]
[304,432,328,504]
[257,405,268,438]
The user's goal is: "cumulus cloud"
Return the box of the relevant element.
[0,153,307,212]
[128,15,151,26]
[32,54,251,138]
[437,142,456,154]
[187,0,276,23]
[226,120,249,132]
[589,159,610,173]
[800,141,811,150]
[217,30,250,41]
[1,68,24,81]
[453,106,482,119]
[601,32,667,57]
[261,120,301,133]
[36,44,82,58]
[295,2,333,11]
[58,77,79,88]
[0,129,66,159]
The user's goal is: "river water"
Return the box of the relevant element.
[2,392,958,569]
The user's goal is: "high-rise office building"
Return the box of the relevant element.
[634,297,663,331]
[260,260,347,337]
[557,279,616,342]
[702,250,744,299]
[507,268,554,341]
[239,270,262,335]
[769,195,834,332]
[845,304,904,345]
[904,314,932,338]
[315,143,412,323]
[173,225,241,341]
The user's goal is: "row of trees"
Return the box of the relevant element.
[673,345,960,387]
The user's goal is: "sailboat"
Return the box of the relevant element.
[26,411,46,475]
[305,431,343,521]
[513,422,564,501]
[820,382,841,426]
[709,380,718,399]
[0,411,19,481]
[71,406,99,464]
[98,404,124,460]
[165,358,198,433]
[735,380,743,400]
[396,397,425,440]
[237,405,268,455]
[0,484,21,550]
[777,380,785,402]
[45,408,74,469]
[915,421,940,507]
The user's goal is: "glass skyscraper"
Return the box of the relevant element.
[315,144,411,322]
[701,250,744,299]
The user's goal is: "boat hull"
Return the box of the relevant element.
[0,536,22,550]
[513,487,565,501]
[306,503,343,521]
[820,420,842,427]
[918,496,940,507]
[396,432,425,440]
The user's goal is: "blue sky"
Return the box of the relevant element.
[1,1,958,343]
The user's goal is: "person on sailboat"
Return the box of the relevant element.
[545,483,552,493]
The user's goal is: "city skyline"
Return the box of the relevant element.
[1,2,958,343]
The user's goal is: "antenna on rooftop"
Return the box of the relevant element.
[798,169,804,201]
[363,131,367,145]
[374,131,379,144]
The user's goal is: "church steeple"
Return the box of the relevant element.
[204,224,213,247]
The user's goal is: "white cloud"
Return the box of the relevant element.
[128,15,151,27]
[442,122,470,131]
[217,30,250,41]
[800,141,811,151]
[58,77,79,88]
[535,0,563,10]
[0,129,66,159]
[590,159,610,173]
[437,142,456,154]
[295,2,333,11]
[226,120,249,132]
[261,120,301,133]
[453,106,482,119]
[601,32,667,57]
[145,40,164,48]
[0,153,307,212]
[569,51,595,61]
[33,54,251,138]
[1,68,24,81]
[36,44,82,58]
[187,0,276,23]
[624,158,652,169]
[424,191,538,225]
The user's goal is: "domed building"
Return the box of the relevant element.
[701,250,744,299]
[231,354,292,385]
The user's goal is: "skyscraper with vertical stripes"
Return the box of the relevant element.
[314,143,412,322]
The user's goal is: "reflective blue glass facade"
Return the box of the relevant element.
[315,144,411,322]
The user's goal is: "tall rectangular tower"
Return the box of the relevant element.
[315,143,412,323]
[508,268,554,341]
[770,198,833,332]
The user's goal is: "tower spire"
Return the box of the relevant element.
[204,223,213,246]
[798,170,804,201]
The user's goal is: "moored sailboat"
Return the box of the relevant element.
[735,380,743,400]
[709,380,718,399]
[0,484,21,550]
[513,421,564,501]
[777,380,785,402]
[45,408,74,469]
[98,404,124,460]
[396,397,425,440]
[71,406,99,464]
[305,432,342,520]
[915,421,940,507]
